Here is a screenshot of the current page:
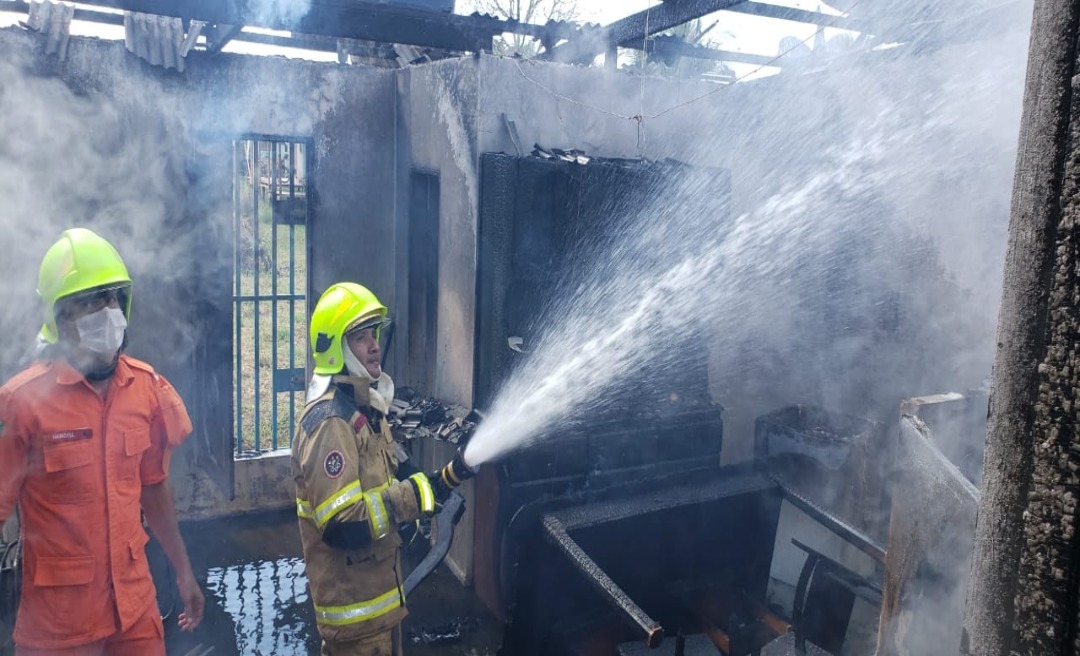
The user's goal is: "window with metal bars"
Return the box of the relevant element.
[233,136,310,456]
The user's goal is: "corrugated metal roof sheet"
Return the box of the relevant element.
[25,0,73,60]
[123,11,204,72]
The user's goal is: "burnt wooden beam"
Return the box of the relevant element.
[542,514,664,648]
[205,23,243,55]
[642,35,791,69]
[723,1,865,32]
[608,0,747,47]
[545,0,868,65]
[547,0,746,64]
[51,0,508,52]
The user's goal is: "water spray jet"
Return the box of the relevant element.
[462,132,938,471]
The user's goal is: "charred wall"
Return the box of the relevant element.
[0,15,1025,528]
[399,45,1023,603]
[396,57,480,407]
[462,48,1019,460]
[0,27,397,517]
[395,56,481,582]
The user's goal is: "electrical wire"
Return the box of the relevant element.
[637,1,651,156]
[512,58,637,120]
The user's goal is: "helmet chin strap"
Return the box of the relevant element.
[344,347,377,383]
[342,347,394,415]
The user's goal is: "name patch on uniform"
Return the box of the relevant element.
[324,450,345,479]
[50,428,93,442]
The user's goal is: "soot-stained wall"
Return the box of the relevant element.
[453,48,1019,463]
[0,27,397,517]
[0,21,1023,525]
[395,56,481,583]
[396,57,480,407]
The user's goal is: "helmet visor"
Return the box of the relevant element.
[55,283,131,323]
[345,315,393,356]
[345,314,390,337]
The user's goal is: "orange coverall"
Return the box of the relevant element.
[0,355,191,651]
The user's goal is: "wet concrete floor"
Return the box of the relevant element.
[160,508,503,656]
[2,508,880,655]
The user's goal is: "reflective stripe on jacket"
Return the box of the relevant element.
[291,377,428,642]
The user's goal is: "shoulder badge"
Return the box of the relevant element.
[323,450,345,479]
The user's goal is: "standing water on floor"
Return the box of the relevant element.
[204,557,312,655]
[464,0,1030,469]
[160,511,320,656]
[161,510,501,656]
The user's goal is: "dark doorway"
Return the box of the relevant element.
[407,170,440,392]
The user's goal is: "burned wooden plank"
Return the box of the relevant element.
[877,409,981,656]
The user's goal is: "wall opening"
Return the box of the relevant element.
[406,170,440,392]
[233,136,311,456]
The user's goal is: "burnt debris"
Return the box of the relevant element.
[407,616,481,646]
[389,387,481,446]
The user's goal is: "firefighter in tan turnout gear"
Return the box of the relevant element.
[293,282,437,656]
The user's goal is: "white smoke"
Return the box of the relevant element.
[247,0,313,28]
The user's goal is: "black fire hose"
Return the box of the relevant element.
[403,490,466,597]
[0,536,20,645]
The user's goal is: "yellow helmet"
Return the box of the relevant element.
[37,228,132,344]
[310,283,388,375]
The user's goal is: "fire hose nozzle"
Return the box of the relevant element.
[431,446,477,502]
[441,446,477,487]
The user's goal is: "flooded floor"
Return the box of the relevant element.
[161,509,503,656]
[1,508,879,655]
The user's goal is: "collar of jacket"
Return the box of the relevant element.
[54,354,134,388]
[330,375,372,409]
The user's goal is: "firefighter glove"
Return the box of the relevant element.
[407,472,437,516]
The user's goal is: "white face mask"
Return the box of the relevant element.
[75,307,127,358]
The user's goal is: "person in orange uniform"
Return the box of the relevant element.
[0,228,204,655]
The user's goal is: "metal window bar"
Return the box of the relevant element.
[233,136,310,456]
[234,140,244,455]
[288,141,298,438]
[270,143,279,449]
[252,142,262,452]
